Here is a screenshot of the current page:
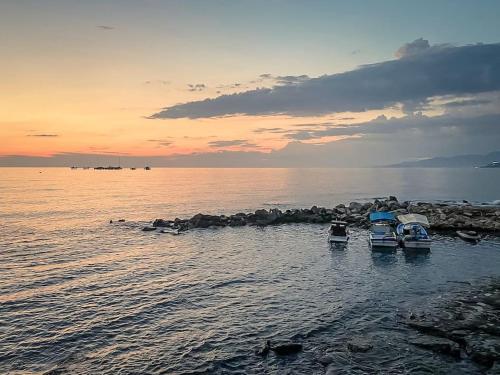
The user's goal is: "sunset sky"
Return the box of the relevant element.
[1,0,500,166]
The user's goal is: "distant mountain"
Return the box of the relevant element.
[387,151,500,168]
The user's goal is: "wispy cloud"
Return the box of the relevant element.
[207,139,256,148]
[442,98,492,108]
[27,134,59,137]
[147,139,173,147]
[150,41,500,119]
[144,80,170,86]
[187,83,207,92]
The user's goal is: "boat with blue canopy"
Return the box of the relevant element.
[369,212,396,222]
[369,211,398,250]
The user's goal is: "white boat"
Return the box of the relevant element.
[369,212,398,250]
[328,221,349,244]
[396,214,432,250]
[369,223,398,249]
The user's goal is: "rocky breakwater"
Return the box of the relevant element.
[145,197,500,234]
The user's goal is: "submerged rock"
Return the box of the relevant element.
[410,337,461,358]
[347,338,373,353]
[271,342,303,355]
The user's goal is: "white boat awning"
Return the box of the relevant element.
[397,214,430,227]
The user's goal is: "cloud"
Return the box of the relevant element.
[97,25,114,30]
[147,139,173,147]
[144,80,170,86]
[27,134,59,137]
[282,112,500,141]
[442,98,491,108]
[274,75,310,85]
[149,42,500,119]
[187,83,207,92]
[207,139,256,148]
[395,38,430,58]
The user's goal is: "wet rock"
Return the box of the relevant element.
[483,292,500,309]
[410,337,461,358]
[189,213,224,228]
[466,334,500,368]
[152,218,170,227]
[271,342,303,355]
[142,226,156,231]
[118,219,125,222]
[318,354,335,366]
[255,340,271,357]
[406,321,448,338]
[349,202,363,213]
[486,361,500,374]
[347,338,373,353]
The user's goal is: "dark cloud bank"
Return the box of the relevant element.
[150,41,500,119]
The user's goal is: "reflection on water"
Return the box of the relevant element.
[0,168,499,374]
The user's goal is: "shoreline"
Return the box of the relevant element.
[146,197,500,234]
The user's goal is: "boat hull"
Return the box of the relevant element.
[328,235,348,244]
[369,238,398,249]
[402,239,432,250]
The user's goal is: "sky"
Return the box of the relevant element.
[1,0,500,167]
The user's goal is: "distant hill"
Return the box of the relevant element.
[387,151,500,168]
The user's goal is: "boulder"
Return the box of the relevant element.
[466,334,500,368]
[410,337,461,358]
[152,218,170,227]
[318,354,335,366]
[189,213,224,228]
[142,226,156,232]
[347,338,373,353]
[271,342,303,355]
[349,202,363,213]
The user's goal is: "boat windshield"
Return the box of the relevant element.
[330,225,347,236]
[372,224,392,234]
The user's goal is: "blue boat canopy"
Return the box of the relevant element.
[369,212,395,222]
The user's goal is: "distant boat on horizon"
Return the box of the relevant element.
[94,166,122,170]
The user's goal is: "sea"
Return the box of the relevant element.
[1,167,499,374]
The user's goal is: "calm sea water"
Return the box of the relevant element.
[1,168,499,374]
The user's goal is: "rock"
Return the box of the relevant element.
[486,361,500,374]
[152,219,170,227]
[255,340,271,357]
[406,321,449,338]
[389,196,398,202]
[349,202,363,213]
[410,337,461,358]
[271,342,303,355]
[189,213,224,228]
[347,338,373,353]
[483,292,500,309]
[318,355,335,366]
[466,334,500,368]
[142,226,156,231]
[118,219,125,222]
